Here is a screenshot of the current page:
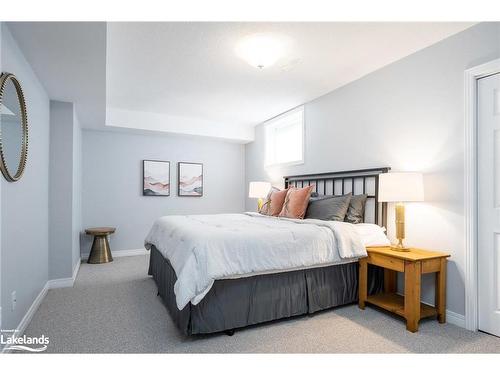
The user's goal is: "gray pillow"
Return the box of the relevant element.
[345,194,368,224]
[305,193,352,221]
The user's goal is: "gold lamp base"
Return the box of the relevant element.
[390,243,410,252]
[257,198,264,211]
[391,202,410,252]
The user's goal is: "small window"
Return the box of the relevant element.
[264,106,304,167]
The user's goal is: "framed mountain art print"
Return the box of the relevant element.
[143,160,170,196]
[178,162,203,197]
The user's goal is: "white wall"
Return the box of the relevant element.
[72,109,82,271]
[245,22,500,317]
[81,129,245,254]
[1,24,50,330]
[0,21,3,330]
[49,101,82,280]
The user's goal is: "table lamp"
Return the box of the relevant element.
[378,172,424,251]
[249,181,271,210]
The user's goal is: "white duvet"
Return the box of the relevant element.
[144,212,389,310]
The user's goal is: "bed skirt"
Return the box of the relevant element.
[148,245,383,335]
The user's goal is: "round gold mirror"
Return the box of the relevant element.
[0,72,28,182]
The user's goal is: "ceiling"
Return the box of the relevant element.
[8,22,474,142]
[8,22,107,129]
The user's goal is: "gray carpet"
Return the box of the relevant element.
[24,255,500,353]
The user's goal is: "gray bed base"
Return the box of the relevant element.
[148,245,383,335]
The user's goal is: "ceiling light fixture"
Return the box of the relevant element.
[235,33,288,69]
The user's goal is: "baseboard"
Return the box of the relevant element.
[80,248,148,261]
[72,259,81,281]
[1,260,82,353]
[1,281,49,353]
[446,309,466,329]
[46,259,81,289]
[112,248,149,257]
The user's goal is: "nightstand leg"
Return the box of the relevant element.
[404,261,421,333]
[436,258,447,324]
[359,258,368,309]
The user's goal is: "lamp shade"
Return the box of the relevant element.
[249,181,271,198]
[378,173,424,202]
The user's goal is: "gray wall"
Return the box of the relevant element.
[245,22,500,317]
[1,24,50,330]
[72,110,82,270]
[1,118,24,169]
[82,130,245,253]
[49,101,82,280]
[0,21,3,330]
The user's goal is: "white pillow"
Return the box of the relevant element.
[355,223,391,247]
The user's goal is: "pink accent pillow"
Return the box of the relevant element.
[268,188,289,216]
[260,188,289,216]
[279,185,315,219]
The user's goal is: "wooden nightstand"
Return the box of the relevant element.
[359,246,450,332]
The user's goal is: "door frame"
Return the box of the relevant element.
[464,58,500,331]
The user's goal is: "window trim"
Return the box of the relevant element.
[264,106,305,168]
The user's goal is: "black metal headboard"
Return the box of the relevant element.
[284,167,390,227]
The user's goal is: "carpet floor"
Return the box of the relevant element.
[24,255,500,353]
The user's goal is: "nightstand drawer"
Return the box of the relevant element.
[366,252,404,272]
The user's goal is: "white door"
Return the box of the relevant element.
[478,72,500,337]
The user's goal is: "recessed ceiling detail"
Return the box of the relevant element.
[8,22,475,143]
[8,22,107,130]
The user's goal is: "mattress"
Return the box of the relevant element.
[145,213,388,309]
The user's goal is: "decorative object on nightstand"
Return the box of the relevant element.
[359,246,450,332]
[248,181,271,210]
[378,172,424,251]
[85,227,116,264]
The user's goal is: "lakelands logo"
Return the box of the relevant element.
[1,330,49,352]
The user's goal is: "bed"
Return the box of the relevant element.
[146,167,390,335]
